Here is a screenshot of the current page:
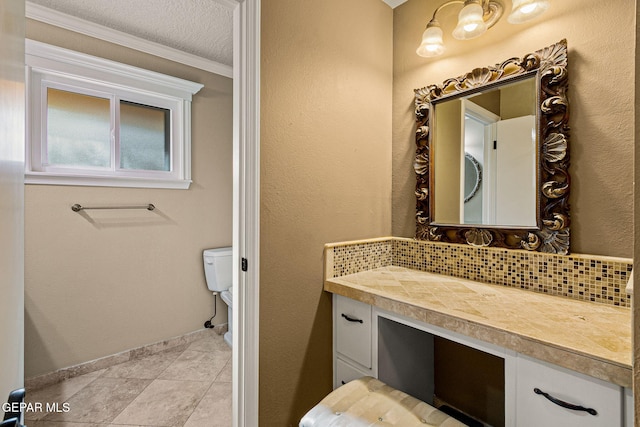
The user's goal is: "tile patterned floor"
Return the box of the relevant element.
[24,330,232,427]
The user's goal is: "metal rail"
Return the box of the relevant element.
[71,203,155,212]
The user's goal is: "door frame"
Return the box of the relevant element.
[0,0,26,403]
[24,0,261,424]
[232,0,260,426]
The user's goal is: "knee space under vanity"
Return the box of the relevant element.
[378,316,505,427]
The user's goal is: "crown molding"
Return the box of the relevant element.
[383,0,408,8]
[212,0,241,9]
[25,2,233,78]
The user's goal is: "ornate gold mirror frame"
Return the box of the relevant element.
[414,39,570,254]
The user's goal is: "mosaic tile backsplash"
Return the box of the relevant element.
[326,237,633,308]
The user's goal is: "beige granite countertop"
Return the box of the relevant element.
[324,266,632,388]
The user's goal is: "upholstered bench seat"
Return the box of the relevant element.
[300,377,466,426]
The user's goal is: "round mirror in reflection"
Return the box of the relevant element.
[464,153,482,203]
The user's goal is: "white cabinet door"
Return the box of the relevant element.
[335,358,370,389]
[515,354,623,427]
[335,295,372,368]
[624,387,633,427]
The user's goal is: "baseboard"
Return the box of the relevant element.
[25,324,228,391]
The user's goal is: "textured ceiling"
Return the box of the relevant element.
[27,0,234,66]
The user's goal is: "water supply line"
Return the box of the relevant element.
[204,292,218,328]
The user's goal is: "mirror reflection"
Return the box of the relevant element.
[414,40,570,254]
[463,153,481,222]
[433,77,537,228]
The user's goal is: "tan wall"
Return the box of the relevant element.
[260,0,393,424]
[392,0,635,258]
[500,79,536,119]
[633,1,639,421]
[434,99,462,224]
[469,91,500,116]
[24,21,233,377]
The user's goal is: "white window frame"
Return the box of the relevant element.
[25,39,204,189]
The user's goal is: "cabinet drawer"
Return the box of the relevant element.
[335,295,372,368]
[335,358,370,389]
[515,354,623,427]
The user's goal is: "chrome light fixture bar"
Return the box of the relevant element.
[416,0,550,58]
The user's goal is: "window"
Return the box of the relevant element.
[26,40,203,189]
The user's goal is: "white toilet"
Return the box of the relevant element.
[203,247,233,347]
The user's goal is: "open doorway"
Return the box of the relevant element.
[12,1,260,426]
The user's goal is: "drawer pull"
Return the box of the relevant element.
[533,388,597,416]
[341,313,363,323]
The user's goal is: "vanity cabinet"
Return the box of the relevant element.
[333,295,373,387]
[515,354,623,426]
[332,294,631,427]
[335,358,369,387]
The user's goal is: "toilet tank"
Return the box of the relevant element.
[203,247,232,292]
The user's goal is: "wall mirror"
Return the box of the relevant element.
[414,39,570,254]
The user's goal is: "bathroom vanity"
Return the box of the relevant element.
[324,238,633,427]
[326,39,636,427]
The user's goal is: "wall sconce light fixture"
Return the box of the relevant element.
[416,0,550,57]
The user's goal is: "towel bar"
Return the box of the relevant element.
[71,203,155,212]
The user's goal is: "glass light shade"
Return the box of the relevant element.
[416,24,445,57]
[508,0,549,24]
[452,2,487,40]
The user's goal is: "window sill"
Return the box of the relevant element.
[25,172,192,190]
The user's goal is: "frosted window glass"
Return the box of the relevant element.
[120,101,170,171]
[47,88,111,168]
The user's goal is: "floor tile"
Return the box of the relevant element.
[26,332,233,427]
[159,351,229,383]
[187,334,231,355]
[26,422,108,427]
[40,377,151,424]
[183,382,232,427]
[110,379,210,427]
[25,371,102,421]
[214,360,232,383]
[101,348,183,380]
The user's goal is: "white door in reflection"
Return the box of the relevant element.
[463,106,536,227]
[462,116,485,224]
[494,115,536,227]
